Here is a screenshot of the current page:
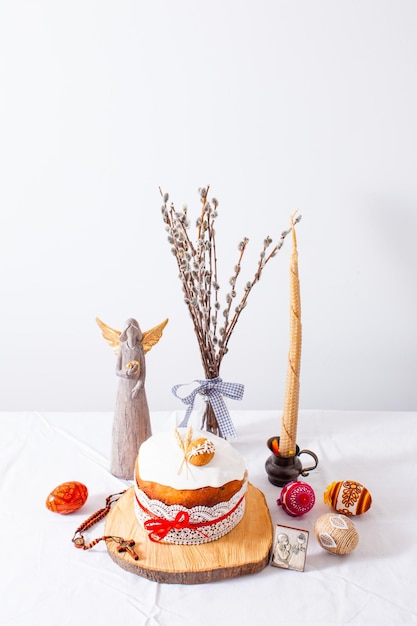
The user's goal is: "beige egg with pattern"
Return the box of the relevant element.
[315,513,359,555]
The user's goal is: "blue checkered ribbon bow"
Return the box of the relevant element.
[172,376,245,438]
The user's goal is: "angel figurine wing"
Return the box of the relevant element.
[95,317,122,354]
[142,318,169,354]
[96,316,168,355]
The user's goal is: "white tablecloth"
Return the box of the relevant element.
[1,410,416,625]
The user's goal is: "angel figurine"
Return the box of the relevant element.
[96,316,168,479]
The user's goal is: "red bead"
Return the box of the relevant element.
[46,481,88,514]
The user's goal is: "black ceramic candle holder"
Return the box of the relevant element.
[265,436,318,487]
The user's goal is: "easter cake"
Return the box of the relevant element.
[133,427,248,545]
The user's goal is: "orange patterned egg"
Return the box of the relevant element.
[324,480,372,516]
[46,481,88,514]
[186,438,215,466]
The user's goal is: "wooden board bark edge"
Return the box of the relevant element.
[104,484,273,584]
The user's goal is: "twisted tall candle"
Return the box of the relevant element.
[279,212,302,457]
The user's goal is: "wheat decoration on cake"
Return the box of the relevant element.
[160,185,292,438]
[96,316,168,479]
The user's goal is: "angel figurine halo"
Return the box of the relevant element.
[96,316,168,479]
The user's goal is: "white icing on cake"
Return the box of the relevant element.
[137,428,246,489]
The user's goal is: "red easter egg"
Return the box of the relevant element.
[277,481,316,517]
[46,481,88,514]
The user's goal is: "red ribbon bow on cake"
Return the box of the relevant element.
[137,493,245,542]
[144,511,208,542]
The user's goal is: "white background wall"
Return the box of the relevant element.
[1,0,416,414]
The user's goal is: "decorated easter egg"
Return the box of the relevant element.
[314,513,359,555]
[46,481,88,514]
[324,480,372,516]
[277,481,316,517]
[186,438,216,466]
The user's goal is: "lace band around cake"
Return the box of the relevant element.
[134,482,247,545]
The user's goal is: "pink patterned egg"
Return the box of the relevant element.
[277,481,316,517]
[46,481,88,514]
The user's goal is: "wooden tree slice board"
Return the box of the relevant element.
[104,484,273,584]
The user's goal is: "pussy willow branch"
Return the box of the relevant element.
[163,198,213,374]
[217,225,298,365]
[160,187,297,377]
[217,237,248,358]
